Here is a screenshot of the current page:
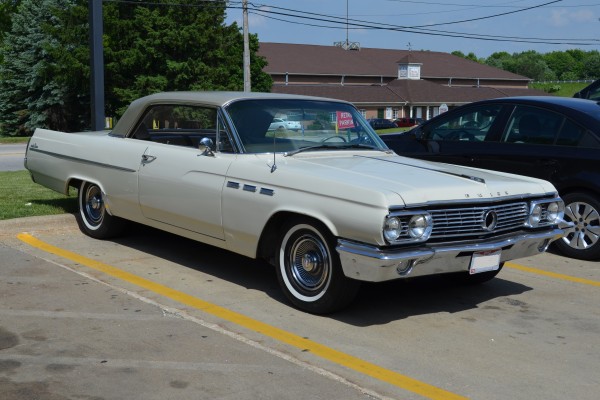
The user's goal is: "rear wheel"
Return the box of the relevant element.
[276,218,360,314]
[76,181,126,239]
[554,192,600,260]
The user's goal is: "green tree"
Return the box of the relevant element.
[485,51,515,71]
[451,50,484,63]
[102,0,272,116]
[581,51,600,79]
[0,0,82,136]
[543,51,575,80]
[1,0,271,135]
[0,1,21,63]
[512,51,554,81]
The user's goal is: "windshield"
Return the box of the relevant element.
[225,99,387,154]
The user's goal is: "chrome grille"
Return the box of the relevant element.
[430,202,528,238]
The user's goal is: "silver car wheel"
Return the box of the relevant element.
[561,201,600,250]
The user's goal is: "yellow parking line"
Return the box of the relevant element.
[18,232,466,400]
[506,262,600,287]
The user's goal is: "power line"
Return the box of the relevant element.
[404,0,565,28]
[101,0,600,46]
[247,0,563,30]
[239,3,598,46]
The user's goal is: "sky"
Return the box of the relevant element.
[224,0,600,58]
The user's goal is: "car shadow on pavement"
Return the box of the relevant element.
[112,223,532,325]
[333,276,532,326]
[112,222,286,300]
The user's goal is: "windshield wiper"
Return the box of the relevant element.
[338,143,384,151]
[284,144,337,156]
[284,143,385,157]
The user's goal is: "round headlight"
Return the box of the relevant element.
[547,202,560,222]
[529,204,542,226]
[408,215,429,239]
[384,217,402,242]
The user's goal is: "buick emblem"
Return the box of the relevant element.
[482,210,498,231]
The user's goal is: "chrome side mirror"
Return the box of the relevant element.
[198,137,215,157]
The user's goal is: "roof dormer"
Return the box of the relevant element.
[397,55,422,80]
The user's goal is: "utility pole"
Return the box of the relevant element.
[89,0,105,131]
[242,0,251,92]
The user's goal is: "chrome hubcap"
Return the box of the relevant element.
[289,234,330,293]
[84,186,104,226]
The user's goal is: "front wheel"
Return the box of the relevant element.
[76,181,126,239]
[276,219,360,314]
[553,192,600,260]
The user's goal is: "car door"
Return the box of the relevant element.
[138,144,233,240]
[135,104,235,241]
[390,103,507,167]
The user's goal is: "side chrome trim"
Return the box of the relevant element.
[28,147,137,173]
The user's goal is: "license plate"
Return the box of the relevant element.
[469,249,501,274]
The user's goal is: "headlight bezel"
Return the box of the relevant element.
[383,211,433,244]
[526,198,564,228]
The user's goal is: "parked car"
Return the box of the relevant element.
[573,79,600,101]
[394,117,424,127]
[382,96,599,260]
[367,118,397,130]
[25,92,564,313]
[268,117,301,131]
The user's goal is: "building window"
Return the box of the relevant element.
[359,109,367,118]
[393,109,399,119]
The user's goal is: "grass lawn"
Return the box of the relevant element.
[0,170,77,220]
[530,82,589,97]
[376,127,410,135]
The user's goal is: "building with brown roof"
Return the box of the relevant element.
[258,42,547,121]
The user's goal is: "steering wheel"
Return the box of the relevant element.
[321,135,347,143]
[354,134,374,145]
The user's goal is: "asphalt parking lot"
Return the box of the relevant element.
[0,143,26,171]
[1,214,599,400]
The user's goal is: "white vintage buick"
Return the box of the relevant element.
[25,92,565,313]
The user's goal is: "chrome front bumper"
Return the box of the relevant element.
[336,228,564,282]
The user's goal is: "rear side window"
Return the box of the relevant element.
[502,106,561,145]
[502,105,599,148]
[577,131,600,148]
[556,119,585,146]
[578,80,600,101]
[587,85,600,101]
[130,104,234,152]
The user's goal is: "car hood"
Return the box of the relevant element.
[278,152,556,207]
